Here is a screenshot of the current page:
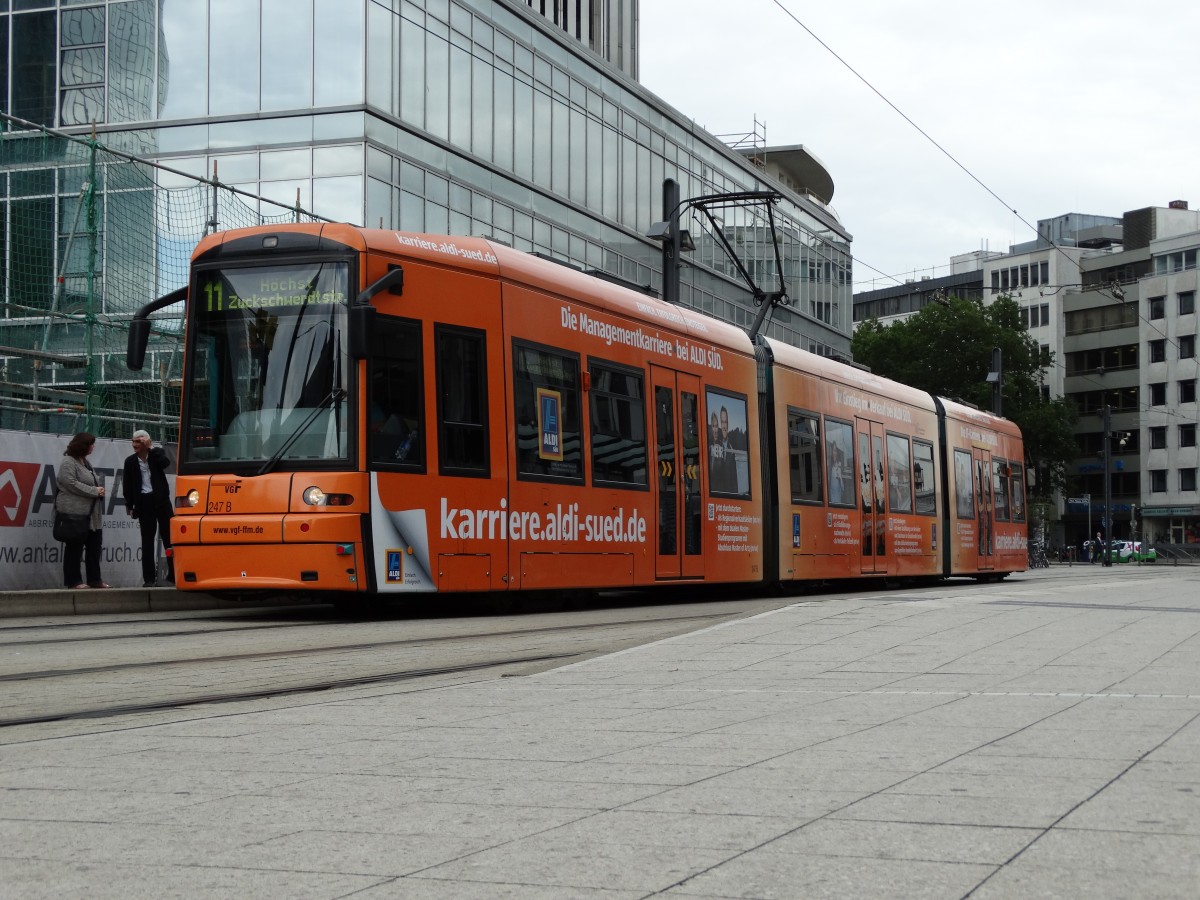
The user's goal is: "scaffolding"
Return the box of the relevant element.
[0,113,329,440]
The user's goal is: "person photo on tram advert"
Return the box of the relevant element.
[954,450,974,519]
[992,460,1011,522]
[720,405,747,452]
[824,421,853,507]
[977,460,993,554]
[859,456,873,554]
[886,435,912,513]
[706,392,748,495]
[55,431,108,590]
[828,442,846,504]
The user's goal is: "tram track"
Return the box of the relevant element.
[1,600,792,736]
[0,608,730,654]
[0,609,731,682]
[0,618,326,647]
[0,652,581,728]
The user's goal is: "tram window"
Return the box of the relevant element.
[912,440,936,515]
[824,418,854,507]
[954,449,975,518]
[436,325,489,477]
[1010,462,1026,523]
[368,316,424,469]
[787,410,823,503]
[513,341,582,482]
[706,389,751,498]
[886,434,913,513]
[589,361,647,488]
[993,459,1011,522]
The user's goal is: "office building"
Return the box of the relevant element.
[0,0,853,371]
[853,207,1200,549]
[852,252,994,326]
[1065,205,1200,546]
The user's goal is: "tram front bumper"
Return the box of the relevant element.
[171,513,365,591]
[173,542,364,591]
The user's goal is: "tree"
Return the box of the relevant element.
[850,294,1076,498]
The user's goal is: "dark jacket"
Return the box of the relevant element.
[123,446,173,519]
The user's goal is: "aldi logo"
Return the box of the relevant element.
[386,549,403,582]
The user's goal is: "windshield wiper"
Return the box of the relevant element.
[332,325,343,457]
[255,388,346,476]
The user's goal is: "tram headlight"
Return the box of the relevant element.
[186,489,200,508]
[301,486,353,506]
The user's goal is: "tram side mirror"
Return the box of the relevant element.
[348,303,376,360]
[127,317,151,371]
[126,286,187,373]
[350,266,403,360]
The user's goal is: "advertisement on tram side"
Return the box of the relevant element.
[363,256,764,593]
[941,400,1027,576]
[762,339,942,583]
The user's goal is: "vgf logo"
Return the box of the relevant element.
[0,462,50,528]
[224,482,242,494]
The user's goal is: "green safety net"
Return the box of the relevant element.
[0,114,326,441]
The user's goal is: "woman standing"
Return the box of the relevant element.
[56,432,108,589]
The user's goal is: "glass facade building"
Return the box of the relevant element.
[1,0,853,355]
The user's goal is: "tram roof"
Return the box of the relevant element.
[194,223,752,357]
[937,396,1023,438]
[355,228,756,355]
[760,336,937,412]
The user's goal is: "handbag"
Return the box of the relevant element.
[53,509,92,542]
[52,468,99,542]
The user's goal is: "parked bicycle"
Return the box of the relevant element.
[1028,542,1050,569]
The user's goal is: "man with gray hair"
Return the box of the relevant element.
[122,429,174,587]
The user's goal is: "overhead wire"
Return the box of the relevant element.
[767,0,1037,244]
[766,0,1194,363]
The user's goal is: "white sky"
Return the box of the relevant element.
[638,1,1200,292]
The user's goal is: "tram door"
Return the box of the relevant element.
[856,419,888,574]
[651,367,703,579]
[972,448,994,569]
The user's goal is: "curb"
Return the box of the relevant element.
[0,588,322,618]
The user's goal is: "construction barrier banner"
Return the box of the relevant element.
[0,430,175,590]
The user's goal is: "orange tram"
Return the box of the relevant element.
[128,225,1026,599]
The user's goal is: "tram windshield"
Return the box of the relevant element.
[181,261,352,468]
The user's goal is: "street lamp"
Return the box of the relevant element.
[1102,405,1113,566]
[986,348,1002,416]
[1099,406,1130,567]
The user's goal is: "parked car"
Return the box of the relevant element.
[1130,541,1156,563]
[1104,540,1156,563]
